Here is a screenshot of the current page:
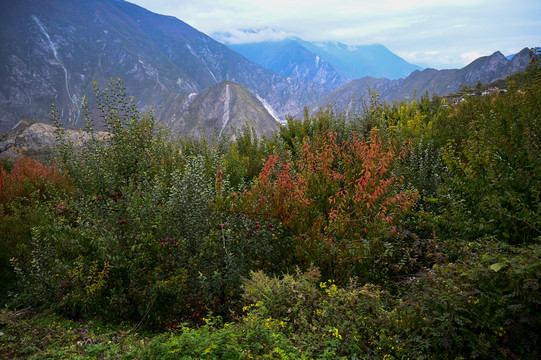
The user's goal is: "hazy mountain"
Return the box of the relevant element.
[310,48,531,114]
[229,40,349,90]
[295,39,423,80]
[228,38,422,88]
[170,81,280,140]
[0,0,326,134]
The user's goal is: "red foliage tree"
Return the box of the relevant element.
[0,156,71,205]
[242,129,417,277]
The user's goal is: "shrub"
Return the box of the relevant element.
[398,240,541,359]
[242,127,417,281]
[0,156,71,303]
[240,268,416,359]
[0,156,70,206]
[13,79,286,326]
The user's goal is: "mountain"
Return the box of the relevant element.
[170,81,280,140]
[310,48,532,114]
[229,38,422,87]
[0,0,327,134]
[295,39,423,80]
[229,40,349,91]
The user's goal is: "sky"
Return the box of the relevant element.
[128,0,541,69]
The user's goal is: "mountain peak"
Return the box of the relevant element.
[171,81,280,140]
[293,38,422,80]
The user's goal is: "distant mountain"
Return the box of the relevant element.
[229,40,349,91]
[311,48,531,114]
[0,0,327,134]
[170,81,280,140]
[295,39,423,80]
[229,38,422,87]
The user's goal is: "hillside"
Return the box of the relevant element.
[0,0,326,134]
[311,48,531,114]
[171,81,281,139]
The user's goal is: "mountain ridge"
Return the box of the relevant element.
[171,81,280,140]
[295,39,423,80]
[310,48,531,114]
[228,38,423,87]
[229,40,349,91]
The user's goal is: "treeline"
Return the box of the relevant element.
[1,52,540,359]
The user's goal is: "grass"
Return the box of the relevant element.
[0,308,150,359]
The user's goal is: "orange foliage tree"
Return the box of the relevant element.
[242,128,417,278]
[0,156,70,205]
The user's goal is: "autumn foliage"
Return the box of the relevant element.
[0,156,70,205]
[242,128,417,277]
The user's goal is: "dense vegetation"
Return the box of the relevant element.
[1,51,540,359]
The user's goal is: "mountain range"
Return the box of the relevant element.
[0,0,533,139]
[229,39,350,91]
[0,0,325,135]
[228,38,422,88]
[293,39,422,80]
[310,48,531,114]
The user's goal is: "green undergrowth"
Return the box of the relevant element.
[2,239,539,359]
[0,308,149,359]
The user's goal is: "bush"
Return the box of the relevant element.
[0,156,71,304]
[398,240,541,359]
[13,79,286,326]
[0,156,70,206]
[240,268,404,359]
[242,126,418,282]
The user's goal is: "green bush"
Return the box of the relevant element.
[12,79,286,326]
[398,239,541,359]
[240,268,407,359]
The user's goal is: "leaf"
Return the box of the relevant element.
[490,263,504,272]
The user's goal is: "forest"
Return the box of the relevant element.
[0,52,540,359]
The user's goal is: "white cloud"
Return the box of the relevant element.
[128,0,541,69]
[214,28,295,44]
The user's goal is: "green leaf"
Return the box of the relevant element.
[489,263,504,272]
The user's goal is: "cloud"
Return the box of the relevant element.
[213,28,294,44]
[128,0,541,69]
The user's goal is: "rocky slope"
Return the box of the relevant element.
[0,118,107,161]
[171,81,280,140]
